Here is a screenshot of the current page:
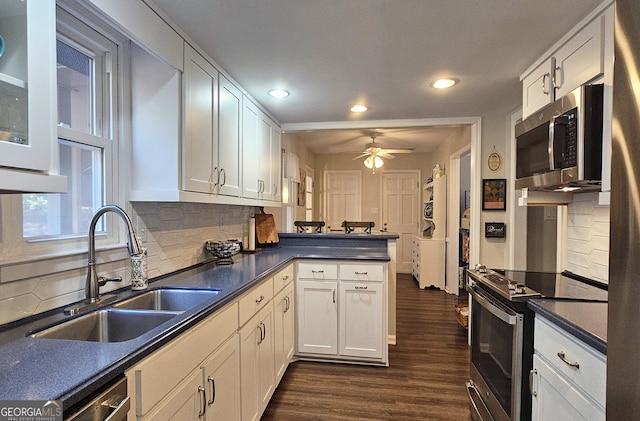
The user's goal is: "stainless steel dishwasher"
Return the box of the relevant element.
[65,377,129,421]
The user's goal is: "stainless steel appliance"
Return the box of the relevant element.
[608,0,640,418]
[466,269,607,421]
[65,377,129,420]
[515,84,603,191]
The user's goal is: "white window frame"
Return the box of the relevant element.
[0,3,128,263]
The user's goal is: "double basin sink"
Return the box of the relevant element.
[31,288,220,343]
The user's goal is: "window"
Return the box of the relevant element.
[5,5,125,257]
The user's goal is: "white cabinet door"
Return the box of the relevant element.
[217,75,242,197]
[202,335,241,421]
[339,281,383,359]
[183,44,217,194]
[522,59,556,119]
[142,369,203,420]
[531,354,605,421]
[239,303,275,421]
[554,15,604,98]
[241,96,260,199]
[296,279,338,355]
[274,282,295,383]
[0,1,65,192]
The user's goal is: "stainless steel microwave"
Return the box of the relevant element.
[515,84,603,191]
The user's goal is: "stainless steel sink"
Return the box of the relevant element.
[32,309,177,342]
[112,288,220,312]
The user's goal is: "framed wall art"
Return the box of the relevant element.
[482,178,506,211]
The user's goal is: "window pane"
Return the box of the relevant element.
[57,40,94,134]
[23,140,103,238]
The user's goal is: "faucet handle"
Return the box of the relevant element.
[98,276,122,287]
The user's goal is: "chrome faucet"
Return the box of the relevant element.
[65,205,143,314]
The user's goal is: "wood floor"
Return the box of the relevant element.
[262,273,471,421]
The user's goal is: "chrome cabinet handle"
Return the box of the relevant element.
[354,271,368,275]
[529,369,537,397]
[260,322,266,342]
[355,285,368,290]
[333,289,336,303]
[542,73,550,95]
[198,386,206,417]
[284,295,290,312]
[255,295,265,304]
[282,275,289,281]
[213,167,220,187]
[552,65,561,90]
[207,376,216,405]
[311,270,324,273]
[219,168,226,187]
[557,351,580,369]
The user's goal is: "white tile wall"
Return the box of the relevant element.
[566,192,610,282]
[0,203,253,325]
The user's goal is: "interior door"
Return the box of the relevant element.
[323,171,362,231]
[382,171,419,273]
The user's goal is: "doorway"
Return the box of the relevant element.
[323,170,362,231]
[381,170,420,273]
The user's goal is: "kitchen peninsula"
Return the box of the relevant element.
[0,232,397,419]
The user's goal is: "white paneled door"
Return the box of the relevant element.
[382,171,420,273]
[323,171,362,231]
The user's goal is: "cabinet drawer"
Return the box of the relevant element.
[297,262,338,279]
[534,316,606,406]
[239,277,274,327]
[339,263,384,282]
[273,264,294,292]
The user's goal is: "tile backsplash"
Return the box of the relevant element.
[566,192,610,283]
[0,203,253,325]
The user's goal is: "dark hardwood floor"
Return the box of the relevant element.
[262,273,471,421]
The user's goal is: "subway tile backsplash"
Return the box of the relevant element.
[566,192,610,283]
[0,203,253,325]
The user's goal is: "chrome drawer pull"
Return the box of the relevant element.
[255,295,265,304]
[355,271,368,275]
[557,351,580,369]
[207,376,216,405]
[529,369,537,396]
[311,270,324,273]
[355,285,368,290]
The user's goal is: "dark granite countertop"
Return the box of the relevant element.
[0,235,394,412]
[528,299,608,355]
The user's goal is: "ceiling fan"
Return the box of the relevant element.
[352,135,414,172]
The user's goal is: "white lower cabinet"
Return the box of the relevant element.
[240,302,275,421]
[274,281,295,383]
[125,302,239,420]
[296,261,388,365]
[339,281,383,359]
[296,279,338,355]
[530,316,606,421]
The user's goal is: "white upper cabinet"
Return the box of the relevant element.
[521,3,611,119]
[242,97,261,200]
[183,44,218,194]
[217,75,243,197]
[0,0,65,193]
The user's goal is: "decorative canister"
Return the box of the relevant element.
[131,248,148,290]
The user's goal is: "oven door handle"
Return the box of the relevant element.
[469,286,518,325]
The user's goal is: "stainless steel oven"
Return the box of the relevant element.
[465,268,608,421]
[467,282,524,421]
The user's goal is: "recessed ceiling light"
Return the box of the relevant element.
[268,89,290,98]
[431,79,457,89]
[351,105,368,113]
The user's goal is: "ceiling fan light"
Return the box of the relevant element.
[364,155,384,169]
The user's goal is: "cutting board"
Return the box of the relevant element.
[255,213,279,246]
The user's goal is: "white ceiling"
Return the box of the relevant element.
[150,0,604,154]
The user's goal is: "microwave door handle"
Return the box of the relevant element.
[548,115,557,171]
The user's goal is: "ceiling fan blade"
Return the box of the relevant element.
[384,149,414,154]
[378,151,396,159]
[352,153,369,160]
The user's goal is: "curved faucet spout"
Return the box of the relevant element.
[85,205,143,304]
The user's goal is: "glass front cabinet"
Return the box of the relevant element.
[0,0,65,192]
